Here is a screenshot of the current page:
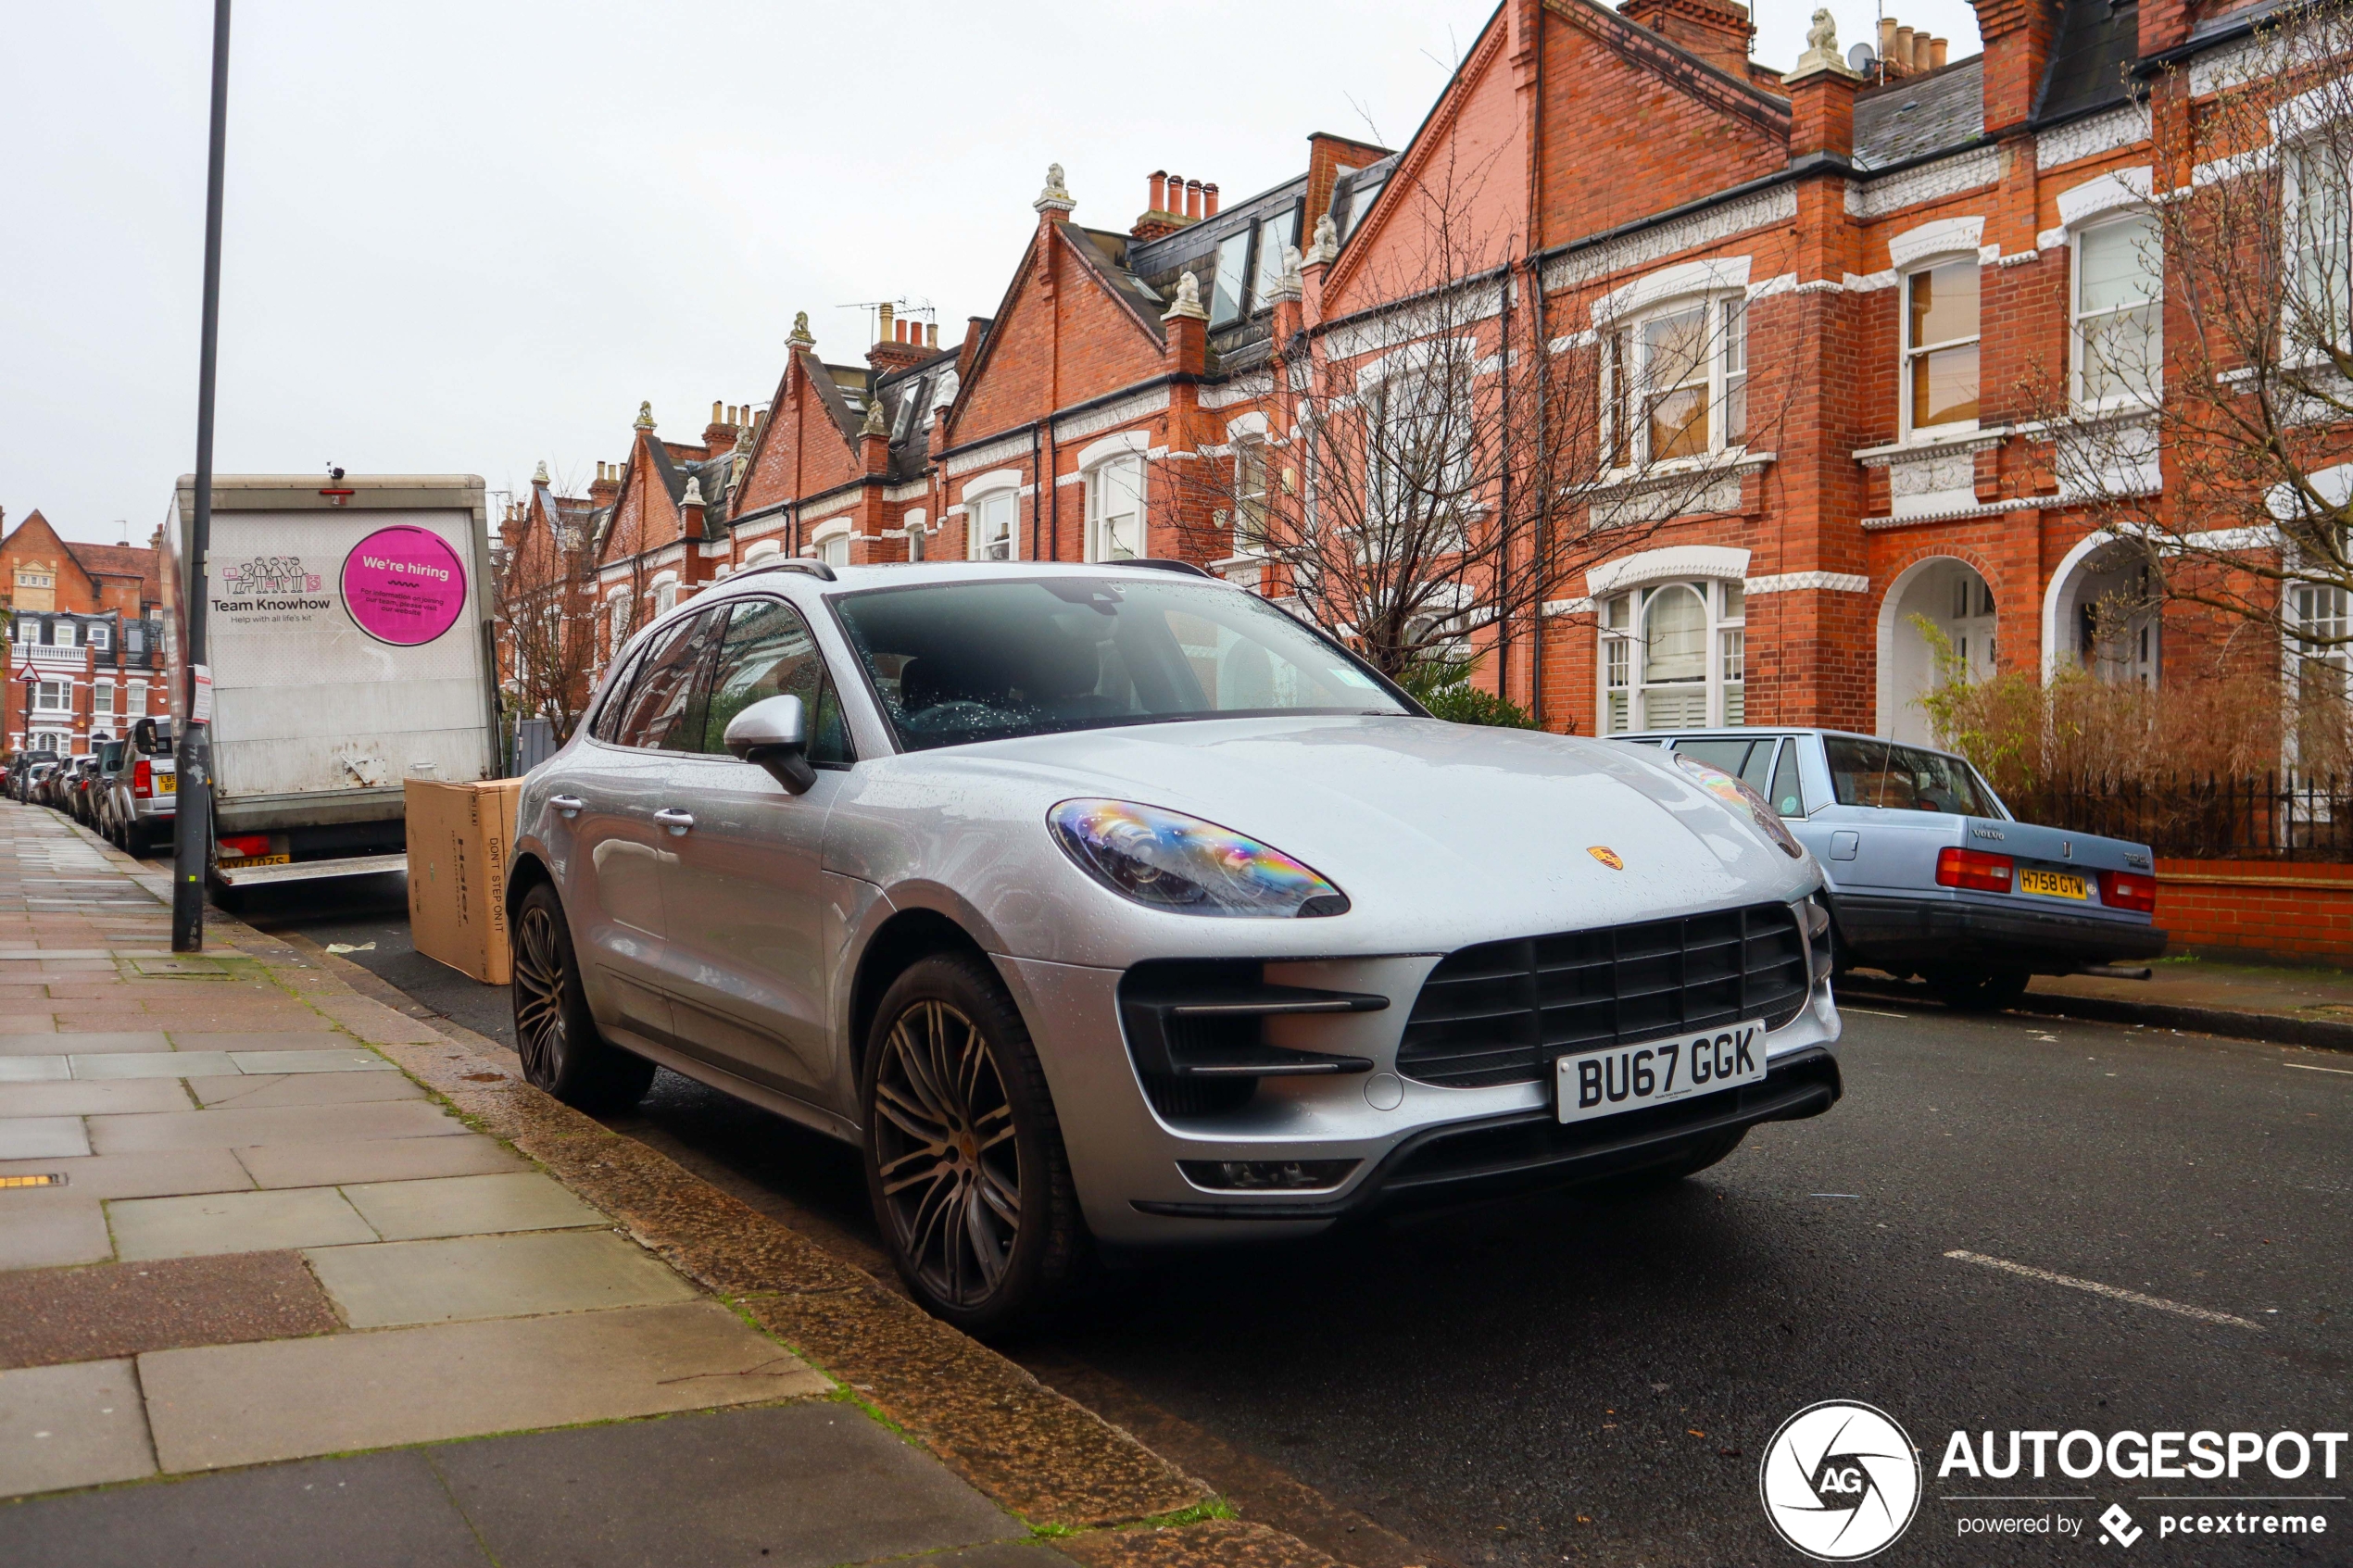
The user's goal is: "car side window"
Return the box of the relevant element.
[1824,736,1894,807]
[1672,738,1753,777]
[588,646,648,744]
[699,598,854,764]
[1769,739,1806,817]
[609,610,725,752]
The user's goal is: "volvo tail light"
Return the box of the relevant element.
[132,760,153,799]
[2098,869,2158,914]
[1935,847,2015,893]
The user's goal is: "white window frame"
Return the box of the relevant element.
[741,540,783,566]
[1900,255,1983,439]
[1083,454,1147,563]
[87,623,110,650]
[652,573,679,616]
[964,484,1020,561]
[2284,136,2352,358]
[1597,578,1746,733]
[2072,212,2165,410]
[1601,293,1749,471]
[127,680,147,715]
[92,681,114,717]
[31,680,70,715]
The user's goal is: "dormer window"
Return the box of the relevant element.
[1210,231,1251,326]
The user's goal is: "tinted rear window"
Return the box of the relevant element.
[1823,736,1997,814]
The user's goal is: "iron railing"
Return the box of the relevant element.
[2004,772,2353,862]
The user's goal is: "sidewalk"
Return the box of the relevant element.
[1846,954,2353,1049]
[0,804,1290,1568]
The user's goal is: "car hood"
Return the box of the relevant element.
[837,715,1819,956]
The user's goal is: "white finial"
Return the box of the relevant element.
[786,311,815,349]
[532,460,549,485]
[1303,214,1340,267]
[1034,161,1075,214]
[683,476,705,508]
[1265,243,1304,303]
[634,401,655,432]
[1163,269,1209,322]
[861,395,888,437]
[1789,8,1859,79]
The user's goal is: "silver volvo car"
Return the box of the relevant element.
[508,560,1843,1330]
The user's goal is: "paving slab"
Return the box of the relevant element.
[0,1118,89,1160]
[0,1449,489,1568]
[0,1149,251,1201]
[0,1251,340,1371]
[340,1173,605,1243]
[226,1047,395,1074]
[184,1073,422,1110]
[109,1186,379,1262]
[0,1058,68,1083]
[89,1099,465,1153]
[166,1029,341,1049]
[233,1133,527,1189]
[139,1299,828,1472]
[304,1229,695,1327]
[0,1359,156,1498]
[433,1401,1027,1568]
[0,1022,57,1038]
[69,1051,239,1080]
[0,1078,191,1118]
[0,1191,112,1270]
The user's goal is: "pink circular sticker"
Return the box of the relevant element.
[340,525,467,646]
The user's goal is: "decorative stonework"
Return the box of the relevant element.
[786,312,815,349]
[1200,372,1273,410]
[941,433,1034,479]
[1302,214,1340,268]
[1858,433,2002,520]
[1862,495,2043,530]
[860,397,888,437]
[1744,571,1870,594]
[634,401,655,432]
[1055,387,1170,444]
[2035,104,2151,169]
[1034,162,1075,215]
[1845,146,2002,220]
[1583,454,1772,530]
[1543,187,1797,295]
[1162,270,1208,322]
[1786,8,1858,81]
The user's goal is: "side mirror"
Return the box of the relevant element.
[724,694,817,794]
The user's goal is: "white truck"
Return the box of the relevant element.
[161,474,500,890]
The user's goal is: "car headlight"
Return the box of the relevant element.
[1673,753,1807,859]
[1048,799,1351,917]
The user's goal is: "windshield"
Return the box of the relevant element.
[832,576,1411,751]
[1824,736,2003,816]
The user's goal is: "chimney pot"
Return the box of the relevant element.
[1894,25,1915,69]
[1203,182,1219,217]
[711,399,723,423]
[1879,16,1897,58]
[877,301,895,344]
[1930,35,1947,68]
[1150,169,1167,210]
[927,322,937,348]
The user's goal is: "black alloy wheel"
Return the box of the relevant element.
[862,954,1083,1334]
[511,882,654,1112]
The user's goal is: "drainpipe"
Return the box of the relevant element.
[1497,269,1512,707]
[1030,422,1042,560]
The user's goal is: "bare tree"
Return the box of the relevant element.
[1163,142,1797,708]
[497,474,602,744]
[2045,1,2353,759]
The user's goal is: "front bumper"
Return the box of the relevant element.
[1831,892,2167,973]
[998,952,1844,1246]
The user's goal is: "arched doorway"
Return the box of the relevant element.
[1878,557,1996,745]
[2045,538,2159,686]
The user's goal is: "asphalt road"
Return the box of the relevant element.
[239,871,2352,1568]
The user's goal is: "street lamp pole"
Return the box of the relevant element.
[171,0,232,953]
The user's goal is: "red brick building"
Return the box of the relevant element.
[530,0,2331,756]
[1,508,167,759]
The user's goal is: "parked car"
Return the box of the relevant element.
[1618,728,2165,1009]
[510,561,1843,1330]
[37,759,77,811]
[7,752,57,804]
[98,719,176,858]
[69,746,119,825]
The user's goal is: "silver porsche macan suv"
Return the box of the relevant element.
[508,559,1843,1329]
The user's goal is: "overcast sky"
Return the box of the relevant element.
[3,0,1982,546]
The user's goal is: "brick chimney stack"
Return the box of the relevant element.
[589,461,621,508]
[1969,0,2057,133]
[1618,0,1755,77]
[866,307,935,373]
[1132,169,1194,239]
[1873,15,1951,81]
[702,400,741,458]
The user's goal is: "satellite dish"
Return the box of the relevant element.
[1848,41,1878,71]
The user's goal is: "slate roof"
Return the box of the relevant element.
[2036,0,2141,123]
[1126,169,1322,376]
[644,436,738,542]
[60,540,161,606]
[870,347,963,484]
[1853,57,1986,169]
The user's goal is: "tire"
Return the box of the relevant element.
[511,882,655,1112]
[1926,967,2031,1013]
[123,823,150,859]
[861,953,1084,1336]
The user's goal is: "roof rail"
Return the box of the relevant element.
[1120,558,1213,579]
[736,558,837,583]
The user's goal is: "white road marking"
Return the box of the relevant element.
[1841,1007,1909,1018]
[2285,1061,2353,1076]
[1943,1250,2266,1330]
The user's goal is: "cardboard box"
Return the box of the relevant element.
[406,777,522,985]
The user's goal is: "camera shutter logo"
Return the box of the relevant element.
[1758,1400,1921,1561]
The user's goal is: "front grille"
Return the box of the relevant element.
[1397,902,1810,1087]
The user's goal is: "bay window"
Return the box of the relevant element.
[1603,295,1748,469]
[2074,214,2163,407]
[1598,579,1746,732]
[1903,259,1981,433]
[1085,456,1146,561]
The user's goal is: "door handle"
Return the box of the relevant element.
[549,795,585,819]
[654,808,696,836]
